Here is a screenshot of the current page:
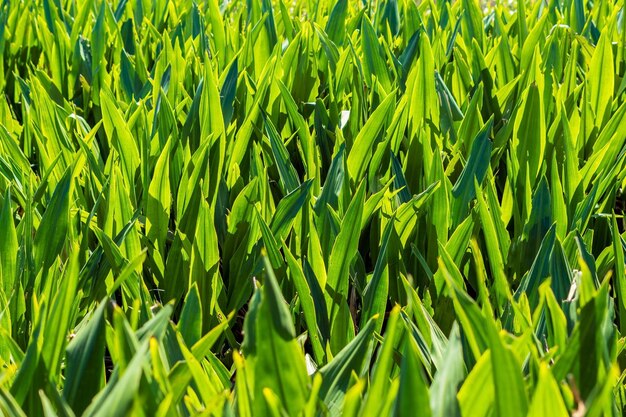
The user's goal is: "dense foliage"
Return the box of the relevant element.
[0,0,625,415]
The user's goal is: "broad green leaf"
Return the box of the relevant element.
[179,283,202,346]
[146,138,171,259]
[326,182,366,315]
[347,92,396,181]
[264,114,300,194]
[64,300,108,415]
[34,168,72,273]
[319,317,377,416]
[362,306,400,417]
[393,334,431,417]
[452,117,494,208]
[408,32,439,129]
[0,189,17,297]
[242,257,309,416]
[587,28,614,125]
[361,16,392,91]
[527,364,568,416]
[429,324,464,417]
[283,244,326,363]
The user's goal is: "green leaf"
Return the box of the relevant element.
[264,114,300,194]
[0,189,17,297]
[270,180,313,241]
[325,0,348,45]
[408,32,439,129]
[362,306,401,417]
[347,92,396,181]
[146,137,171,259]
[319,317,377,416]
[429,324,464,417]
[458,351,494,417]
[515,84,545,189]
[99,86,140,184]
[283,243,326,363]
[64,300,107,415]
[179,283,202,346]
[361,16,392,91]
[0,388,27,417]
[527,363,569,416]
[393,333,431,417]
[34,168,72,273]
[452,117,494,208]
[326,182,366,310]
[243,257,309,416]
[361,217,394,328]
[587,28,614,125]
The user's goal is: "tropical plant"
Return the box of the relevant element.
[0,0,625,415]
